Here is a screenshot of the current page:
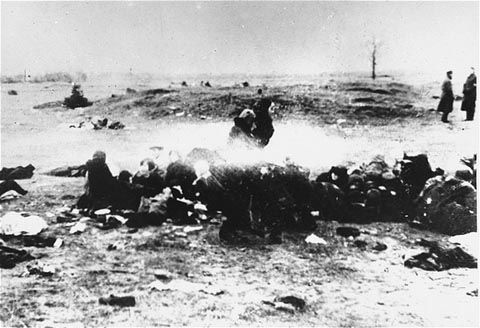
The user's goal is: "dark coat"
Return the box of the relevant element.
[132,167,165,197]
[252,114,274,147]
[461,73,476,112]
[77,158,118,210]
[252,99,274,147]
[437,78,454,113]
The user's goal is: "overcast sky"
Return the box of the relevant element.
[1,1,478,76]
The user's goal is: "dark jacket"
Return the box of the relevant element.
[252,98,274,147]
[461,73,477,112]
[437,78,454,113]
[85,158,116,199]
[132,167,165,197]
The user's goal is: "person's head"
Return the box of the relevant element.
[118,170,132,183]
[238,108,256,127]
[471,67,475,74]
[140,158,156,170]
[92,150,106,163]
[139,158,156,174]
[257,88,263,95]
[447,70,453,79]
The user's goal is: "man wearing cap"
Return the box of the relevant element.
[437,70,454,123]
[461,67,477,121]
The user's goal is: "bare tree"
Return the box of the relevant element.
[369,38,381,80]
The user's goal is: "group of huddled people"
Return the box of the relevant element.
[228,97,275,148]
[76,143,476,243]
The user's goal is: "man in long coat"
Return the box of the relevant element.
[437,70,454,123]
[461,67,477,121]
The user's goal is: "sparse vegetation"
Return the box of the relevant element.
[1,71,87,84]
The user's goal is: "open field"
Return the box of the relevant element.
[1,75,478,327]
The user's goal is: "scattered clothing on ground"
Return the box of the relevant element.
[0,164,35,180]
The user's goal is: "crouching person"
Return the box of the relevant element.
[194,164,255,243]
[77,151,143,213]
[228,109,257,147]
[132,158,165,197]
[77,151,117,211]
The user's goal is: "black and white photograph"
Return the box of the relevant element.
[0,0,478,326]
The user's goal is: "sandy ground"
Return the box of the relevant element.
[0,81,478,327]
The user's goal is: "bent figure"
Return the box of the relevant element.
[77,151,116,210]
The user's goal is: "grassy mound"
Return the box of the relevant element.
[34,79,433,124]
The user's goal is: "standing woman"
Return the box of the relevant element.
[461,67,477,121]
[437,70,454,123]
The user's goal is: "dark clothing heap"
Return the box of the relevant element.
[44,165,87,177]
[437,78,454,122]
[461,73,476,121]
[404,239,477,271]
[0,180,28,197]
[0,164,35,180]
[416,176,476,236]
[0,245,35,269]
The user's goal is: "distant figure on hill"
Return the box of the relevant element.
[252,98,275,147]
[461,67,477,121]
[437,70,454,123]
